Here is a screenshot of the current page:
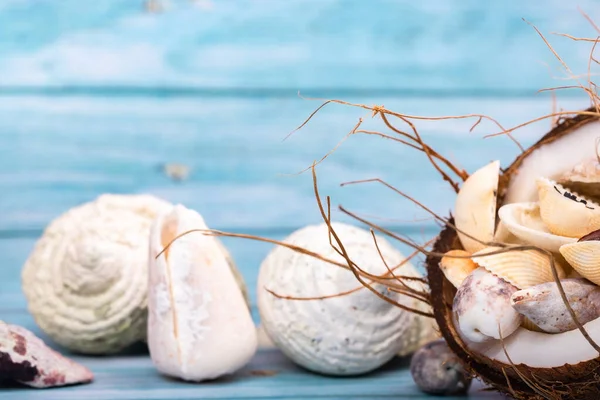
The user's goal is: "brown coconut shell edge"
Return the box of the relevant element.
[425,107,600,400]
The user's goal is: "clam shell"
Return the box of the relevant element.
[559,241,600,285]
[454,160,500,253]
[471,246,567,289]
[497,202,577,253]
[439,250,478,288]
[537,177,600,238]
[559,157,600,199]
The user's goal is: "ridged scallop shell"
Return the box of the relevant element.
[497,202,577,253]
[471,246,566,289]
[559,241,600,285]
[454,160,500,253]
[537,177,600,238]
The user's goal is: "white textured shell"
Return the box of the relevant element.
[536,177,600,238]
[147,204,257,381]
[21,194,172,354]
[257,222,435,376]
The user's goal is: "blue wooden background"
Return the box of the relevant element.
[0,0,598,398]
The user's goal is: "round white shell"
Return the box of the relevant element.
[257,222,433,376]
[454,160,500,253]
[497,202,577,253]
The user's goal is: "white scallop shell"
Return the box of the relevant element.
[559,240,600,285]
[497,202,577,253]
[257,222,436,375]
[454,160,500,253]
[537,177,600,238]
[471,246,566,289]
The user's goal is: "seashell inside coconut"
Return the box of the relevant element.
[536,177,600,238]
[558,155,600,199]
[425,110,600,400]
[497,202,577,253]
[439,250,478,288]
[471,246,567,289]
[560,238,600,286]
[257,222,437,376]
[453,160,500,254]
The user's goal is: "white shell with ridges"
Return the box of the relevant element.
[560,241,600,285]
[257,222,434,375]
[454,160,500,253]
[497,202,576,253]
[21,194,172,354]
[147,204,257,381]
[472,246,566,289]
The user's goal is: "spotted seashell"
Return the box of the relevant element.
[537,177,600,238]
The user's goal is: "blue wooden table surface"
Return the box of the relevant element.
[0,0,597,398]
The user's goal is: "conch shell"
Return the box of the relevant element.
[497,202,576,253]
[454,160,500,254]
[453,267,522,343]
[439,250,478,288]
[560,231,600,286]
[511,278,600,333]
[537,177,600,238]
[471,246,566,289]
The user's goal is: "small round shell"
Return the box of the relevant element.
[439,250,478,288]
[454,160,500,254]
[258,222,434,376]
[471,246,566,289]
[537,177,600,238]
[497,202,576,253]
[559,240,600,285]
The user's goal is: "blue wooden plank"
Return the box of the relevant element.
[0,311,503,399]
[0,95,590,233]
[0,0,598,92]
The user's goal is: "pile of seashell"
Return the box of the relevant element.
[442,158,600,343]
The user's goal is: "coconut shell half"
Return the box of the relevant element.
[425,108,600,400]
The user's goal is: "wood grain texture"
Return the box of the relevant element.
[0,0,598,93]
[0,95,589,233]
[0,312,505,399]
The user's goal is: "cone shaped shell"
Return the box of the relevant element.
[559,241,600,285]
[497,202,576,253]
[537,177,600,238]
[471,246,566,289]
[454,160,499,253]
[147,204,257,381]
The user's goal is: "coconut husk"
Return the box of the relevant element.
[426,107,600,400]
